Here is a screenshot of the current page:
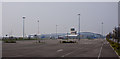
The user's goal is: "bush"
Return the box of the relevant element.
[111,44,115,47]
[4,39,16,43]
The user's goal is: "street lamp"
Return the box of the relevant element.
[37,20,40,35]
[102,22,104,38]
[22,16,26,40]
[37,19,40,43]
[78,14,80,41]
[56,25,58,39]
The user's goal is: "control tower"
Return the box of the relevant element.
[70,27,77,35]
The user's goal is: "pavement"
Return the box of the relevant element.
[0,41,2,59]
[2,39,120,59]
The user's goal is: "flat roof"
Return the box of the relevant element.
[65,35,78,36]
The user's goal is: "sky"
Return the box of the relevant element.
[1,0,120,2]
[118,2,120,26]
[0,1,2,37]
[2,2,119,37]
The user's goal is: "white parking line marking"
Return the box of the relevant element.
[61,52,73,57]
[61,47,83,57]
[57,49,63,52]
[98,41,104,59]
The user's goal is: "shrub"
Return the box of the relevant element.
[4,39,16,43]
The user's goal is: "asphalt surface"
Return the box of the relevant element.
[2,39,120,59]
[0,41,2,59]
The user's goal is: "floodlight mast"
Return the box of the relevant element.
[22,16,26,40]
[102,22,104,38]
[56,25,58,39]
[78,14,80,41]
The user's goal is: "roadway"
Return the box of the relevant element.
[2,39,120,59]
[0,41,2,59]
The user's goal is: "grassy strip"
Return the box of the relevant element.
[15,38,37,41]
[3,38,37,41]
[3,39,16,43]
[2,38,42,43]
[106,38,120,56]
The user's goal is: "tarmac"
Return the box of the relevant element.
[2,39,120,59]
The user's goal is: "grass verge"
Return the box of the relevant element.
[106,38,120,56]
[3,39,16,43]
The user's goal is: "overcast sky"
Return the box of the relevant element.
[0,2,2,37]
[1,0,120,2]
[2,2,118,37]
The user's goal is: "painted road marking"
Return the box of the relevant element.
[98,40,104,59]
[61,52,73,57]
[57,49,63,52]
[61,47,83,57]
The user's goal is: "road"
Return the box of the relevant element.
[2,39,120,59]
[0,41,2,59]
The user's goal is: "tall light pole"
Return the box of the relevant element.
[102,22,104,38]
[22,16,26,40]
[37,20,39,35]
[56,25,58,39]
[78,14,80,41]
[37,20,40,43]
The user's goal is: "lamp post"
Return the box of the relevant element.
[78,14,80,41]
[56,25,58,39]
[37,20,39,35]
[37,20,40,43]
[22,16,26,40]
[102,22,103,38]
